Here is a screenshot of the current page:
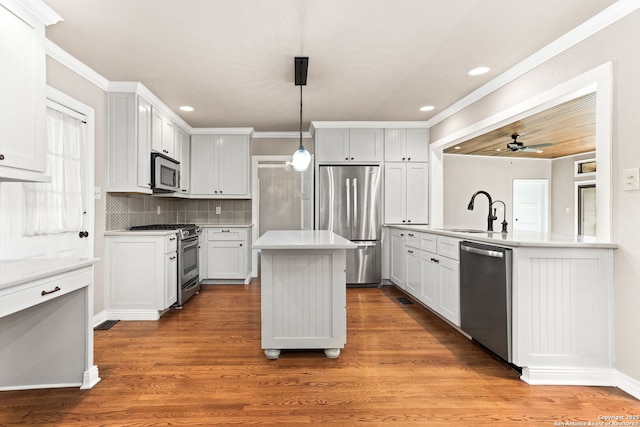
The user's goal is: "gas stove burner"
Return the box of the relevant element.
[129,223,200,240]
[130,223,196,230]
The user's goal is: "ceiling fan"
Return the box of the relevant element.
[506,133,553,152]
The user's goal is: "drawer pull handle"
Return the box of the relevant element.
[170,237,176,241]
[408,233,414,237]
[170,256,176,260]
[221,230,230,232]
[430,258,440,263]
[41,286,61,296]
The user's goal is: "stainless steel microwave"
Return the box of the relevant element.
[151,153,180,192]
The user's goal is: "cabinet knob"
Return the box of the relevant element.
[0,154,4,160]
[400,233,404,237]
[402,157,405,161]
[407,157,411,161]
[402,220,406,223]
[351,157,354,160]
[408,233,413,237]
[407,220,411,223]
[239,243,243,247]
[345,157,349,160]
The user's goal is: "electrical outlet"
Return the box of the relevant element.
[623,168,640,191]
[157,205,161,215]
[216,206,221,215]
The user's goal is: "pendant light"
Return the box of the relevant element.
[291,57,311,172]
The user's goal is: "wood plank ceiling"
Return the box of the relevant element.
[443,92,596,159]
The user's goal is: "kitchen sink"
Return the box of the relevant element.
[436,228,487,233]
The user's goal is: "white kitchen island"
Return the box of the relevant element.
[253,230,356,359]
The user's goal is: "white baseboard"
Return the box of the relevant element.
[93,310,108,328]
[617,371,640,400]
[521,367,617,386]
[105,310,160,321]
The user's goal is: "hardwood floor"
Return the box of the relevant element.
[1,282,638,426]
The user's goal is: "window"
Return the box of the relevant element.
[575,158,596,177]
[22,105,85,236]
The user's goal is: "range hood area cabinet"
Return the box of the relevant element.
[315,128,383,163]
[107,92,153,193]
[189,133,251,198]
[0,0,58,183]
[107,87,189,195]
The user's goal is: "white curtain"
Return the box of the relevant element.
[23,107,85,236]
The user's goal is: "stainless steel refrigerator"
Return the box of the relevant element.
[318,165,382,285]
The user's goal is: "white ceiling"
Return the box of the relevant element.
[42,0,617,133]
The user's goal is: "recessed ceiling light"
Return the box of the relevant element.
[454,146,461,150]
[179,106,194,112]
[468,67,490,76]
[419,105,435,112]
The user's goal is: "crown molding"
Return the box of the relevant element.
[191,128,255,136]
[46,40,109,91]
[425,0,640,128]
[12,0,62,25]
[252,131,312,139]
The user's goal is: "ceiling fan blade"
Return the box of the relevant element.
[525,143,554,149]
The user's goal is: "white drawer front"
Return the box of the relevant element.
[437,236,460,260]
[0,268,92,318]
[165,234,178,253]
[405,232,420,248]
[420,233,437,253]
[207,228,247,241]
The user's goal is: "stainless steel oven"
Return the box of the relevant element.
[129,223,201,307]
[177,229,200,306]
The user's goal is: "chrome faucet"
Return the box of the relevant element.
[467,190,496,232]
[491,200,509,233]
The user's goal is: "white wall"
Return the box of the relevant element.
[442,155,551,230]
[431,9,640,384]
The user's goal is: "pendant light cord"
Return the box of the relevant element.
[299,84,304,150]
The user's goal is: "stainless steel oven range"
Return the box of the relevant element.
[129,223,201,307]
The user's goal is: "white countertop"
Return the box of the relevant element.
[198,224,252,228]
[0,258,97,291]
[385,224,617,249]
[104,230,178,236]
[253,230,356,250]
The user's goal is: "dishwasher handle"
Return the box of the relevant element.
[460,244,505,259]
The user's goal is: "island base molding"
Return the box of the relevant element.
[520,367,617,386]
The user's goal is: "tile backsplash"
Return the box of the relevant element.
[106,194,252,231]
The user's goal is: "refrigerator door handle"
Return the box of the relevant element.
[353,178,358,229]
[345,178,351,229]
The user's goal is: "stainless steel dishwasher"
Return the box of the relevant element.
[459,241,513,362]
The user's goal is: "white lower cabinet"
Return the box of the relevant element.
[105,232,178,320]
[388,227,460,326]
[389,228,407,288]
[200,226,251,284]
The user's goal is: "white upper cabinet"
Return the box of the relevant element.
[384,162,428,224]
[175,126,191,195]
[190,133,251,198]
[315,128,383,163]
[384,128,428,162]
[151,108,176,159]
[107,93,152,193]
[0,1,60,182]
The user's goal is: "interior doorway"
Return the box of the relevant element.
[576,181,596,236]
[250,155,314,276]
[512,179,549,232]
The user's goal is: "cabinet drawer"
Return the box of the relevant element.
[0,268,92,318]
[207,228,247,241]
[165,233,178,253]
[420,233,437,253]
[437,236,460,260]
[405,231,420,248]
